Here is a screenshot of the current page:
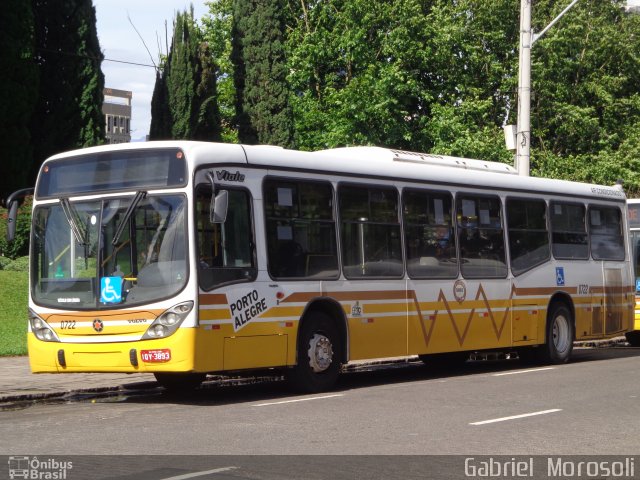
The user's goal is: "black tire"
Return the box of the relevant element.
[517,346,540,365]
[154,372,206,392]
[537,303,574,364]
[287,312,342,393]
[626,331,640,347]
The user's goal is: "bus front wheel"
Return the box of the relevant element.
[154,372,206,392]
[288,312,342,393]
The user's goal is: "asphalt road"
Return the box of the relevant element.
[1,347,639,479]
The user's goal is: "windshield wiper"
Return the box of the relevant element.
[60,198,87,245]
[112,191,147,246]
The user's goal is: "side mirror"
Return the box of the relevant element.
[211,190,228,224]
[205,170,228,224]
[7,200,18,242]
[5,188,34,242]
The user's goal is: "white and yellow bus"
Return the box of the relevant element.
[626,198,640,346]
[7,142,634,392]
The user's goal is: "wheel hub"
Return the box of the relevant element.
[552,314,570,353]
[307,333,333,373]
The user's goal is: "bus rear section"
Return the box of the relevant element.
[626,199,640,346]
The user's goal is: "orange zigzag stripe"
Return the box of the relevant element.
[409,283,517,347]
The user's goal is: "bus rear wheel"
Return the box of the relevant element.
[154,372,206,392]
[539,303,574,364]
[626,331,640,347]
[287,312,342,393]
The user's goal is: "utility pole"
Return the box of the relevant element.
[516,0,532,176]
[516,0,580,176]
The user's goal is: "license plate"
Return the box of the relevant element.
[140,349,171,363]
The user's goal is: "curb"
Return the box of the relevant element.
[0,381,160,408]
[0,338,629,405]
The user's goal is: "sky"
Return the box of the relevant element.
[94,1,209,141]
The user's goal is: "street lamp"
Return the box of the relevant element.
[512,0,638,176]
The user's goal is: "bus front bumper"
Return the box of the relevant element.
[28,328,198,373]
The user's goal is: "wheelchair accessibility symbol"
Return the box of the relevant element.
[555,267,565,287]
[100,276,122,304]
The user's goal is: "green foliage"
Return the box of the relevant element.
[0,271,29,356]
[151,8,222,141]
[202,0,640,189]
[29,0,105,182]
[0,0,38,200]
[0,256,11,270]
[529,0,640,188]
[202,0,237,143]
[150,70,172,139]
[231,0,294,146]
[3,256,30,272]
[0,196,32,260]
[285,0,517,161]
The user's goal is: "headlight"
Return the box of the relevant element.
[142,301,193,340]
[29,309,60,342]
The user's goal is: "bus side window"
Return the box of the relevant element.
[589,205,624,261]
[339,184,403,278]
[403,188,457,278]
[264,178,339,279]
[550,201,589,260]
[506,198,550,275]
[196,186,257,290]
[456,194,507,279]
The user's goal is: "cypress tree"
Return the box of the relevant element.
[158,8,221,141]
[231,0,294,147]
[0,0,38,198]
[29,0,104,183]
[150,69,172,140]
[166,10,195,139]
[193,40,222,140]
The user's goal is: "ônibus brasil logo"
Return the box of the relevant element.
[8,456,73,479]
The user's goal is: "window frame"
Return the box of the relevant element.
[194,184,258,291]
[505,196,551,276]
[402,187,458,279]
[549,200,589,261]
[455,192,508,279]
[588,204,625,261]
[338,182,404,280]
[263,176,340,281]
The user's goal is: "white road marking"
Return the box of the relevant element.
[252,394,344,407]
[161,466,237,480]
[470,409,562,426]
[492,367,555,376]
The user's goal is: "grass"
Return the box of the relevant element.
[0,270,29,356]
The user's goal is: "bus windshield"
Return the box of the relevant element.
[31,194,188,309]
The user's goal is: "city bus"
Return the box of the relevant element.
[7,142,634,392]
[626,198,640,346]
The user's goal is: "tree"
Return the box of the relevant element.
[232,0,294,146]
[150,8,221,141]
[530,0,640,187]
[29,0,104,183]
[286,0,517,161]
[149,69,172,140]
[205,0,640,191]
[202,0,237,143]
[0,0,38,199]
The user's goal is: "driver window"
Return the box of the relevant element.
[196,186,256,290]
